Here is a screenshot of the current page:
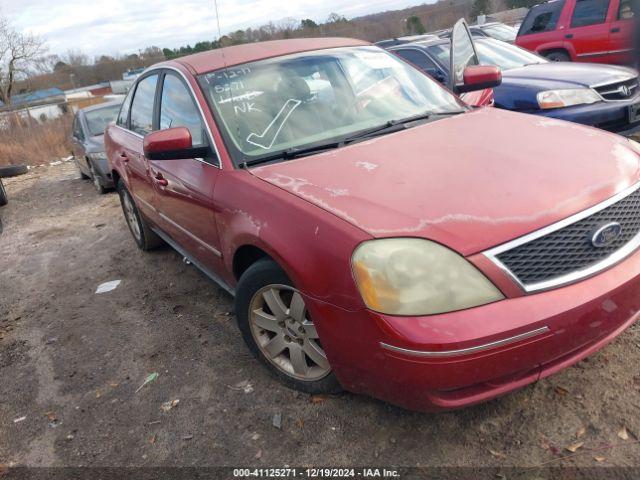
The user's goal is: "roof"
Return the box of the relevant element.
[170,38,369,74]
[79,100,123,114]
[9,88,65,106]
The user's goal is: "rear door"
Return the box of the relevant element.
[607,0,635,64]
[565,0,612,61]
[148,70,224,273]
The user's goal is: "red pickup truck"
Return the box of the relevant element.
[516,0,635,65]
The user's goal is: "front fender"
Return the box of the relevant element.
[215,169,371,311]
[534,41,575,60]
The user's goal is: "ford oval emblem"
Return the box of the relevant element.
[591,222,622,248]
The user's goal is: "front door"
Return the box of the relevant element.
[449,19,480,93]
[125,73,160,215]
[565,0,612,62]
[148,71,224,274]
[71,113,88,173]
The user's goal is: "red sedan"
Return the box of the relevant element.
[106,31,640,411]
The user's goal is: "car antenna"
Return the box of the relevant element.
[213,0,242,146]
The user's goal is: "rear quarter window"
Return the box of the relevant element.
[519,0,566,35]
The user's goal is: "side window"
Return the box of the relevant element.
[129,74,158,136]
[571,0,610,27]
[618,0,635,19]
[159,74,205,146]
[519,1,566,35]
[395,49,439,72]
[117,88,134,127]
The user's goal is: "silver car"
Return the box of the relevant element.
[71,101,122,194]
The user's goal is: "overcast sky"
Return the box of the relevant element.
[1,0,431,58]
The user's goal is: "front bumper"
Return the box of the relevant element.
[90,156,115,187]
[305,245,640,412]
[534,96,640,134]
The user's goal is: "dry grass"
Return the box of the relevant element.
[0,113,73,167]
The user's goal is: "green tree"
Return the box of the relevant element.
[326,12,347,23]
[300,19,318,29]
[471,0,490,18]
[405,15,426,35]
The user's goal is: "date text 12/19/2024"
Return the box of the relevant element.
[233,468,401,478]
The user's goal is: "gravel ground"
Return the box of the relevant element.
[1,161,640,475]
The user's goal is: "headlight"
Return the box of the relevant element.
[537,88,600,110]
[351,238,504,316]
[88,152,107,161]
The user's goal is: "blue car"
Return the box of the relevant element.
[387,37,640,135]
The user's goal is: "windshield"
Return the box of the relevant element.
[481,24,518,42]
[85,104,121,136]
[427,38,546,71]
[198,46,464,164]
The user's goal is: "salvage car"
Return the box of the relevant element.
[106,22,640,411]
[72,100,122,193]
[389,36,640,134]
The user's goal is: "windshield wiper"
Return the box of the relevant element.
[240,111,465,168]
[241,122,409,168]
[240,141,344,168]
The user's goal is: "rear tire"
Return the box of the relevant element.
[0,178,7,206]
[235,258,342,394]
[0,164,28,178]
[544,50,570,62]
[116,179,163,251]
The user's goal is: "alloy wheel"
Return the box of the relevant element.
[249,284,330,381]
[122,192,141,242]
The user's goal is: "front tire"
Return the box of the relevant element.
[116,180,163,251]
[235,259,341,394]
[545,50,570,62]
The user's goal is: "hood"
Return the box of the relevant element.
[251,108,640,255]
[502,62,637,89]
[85,134,106,154]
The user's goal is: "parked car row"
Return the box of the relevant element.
[387,35,640,133]
[99,22,640,412]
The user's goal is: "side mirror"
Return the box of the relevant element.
[457,65,502,93]
[143,127,204,160]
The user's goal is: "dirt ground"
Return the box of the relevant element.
[1,160,640,474]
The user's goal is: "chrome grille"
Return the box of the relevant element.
[594,77,639,100]
[487,184,640,291]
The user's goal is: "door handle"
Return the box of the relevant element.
[118,151,129,162]
[153,172,168,187]
[565,33,573,39]
[611,27,620,33]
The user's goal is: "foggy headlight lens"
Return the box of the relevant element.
[537,89,600,110]
[352,238,504,316]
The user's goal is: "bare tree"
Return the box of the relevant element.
[0,14,46,104]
